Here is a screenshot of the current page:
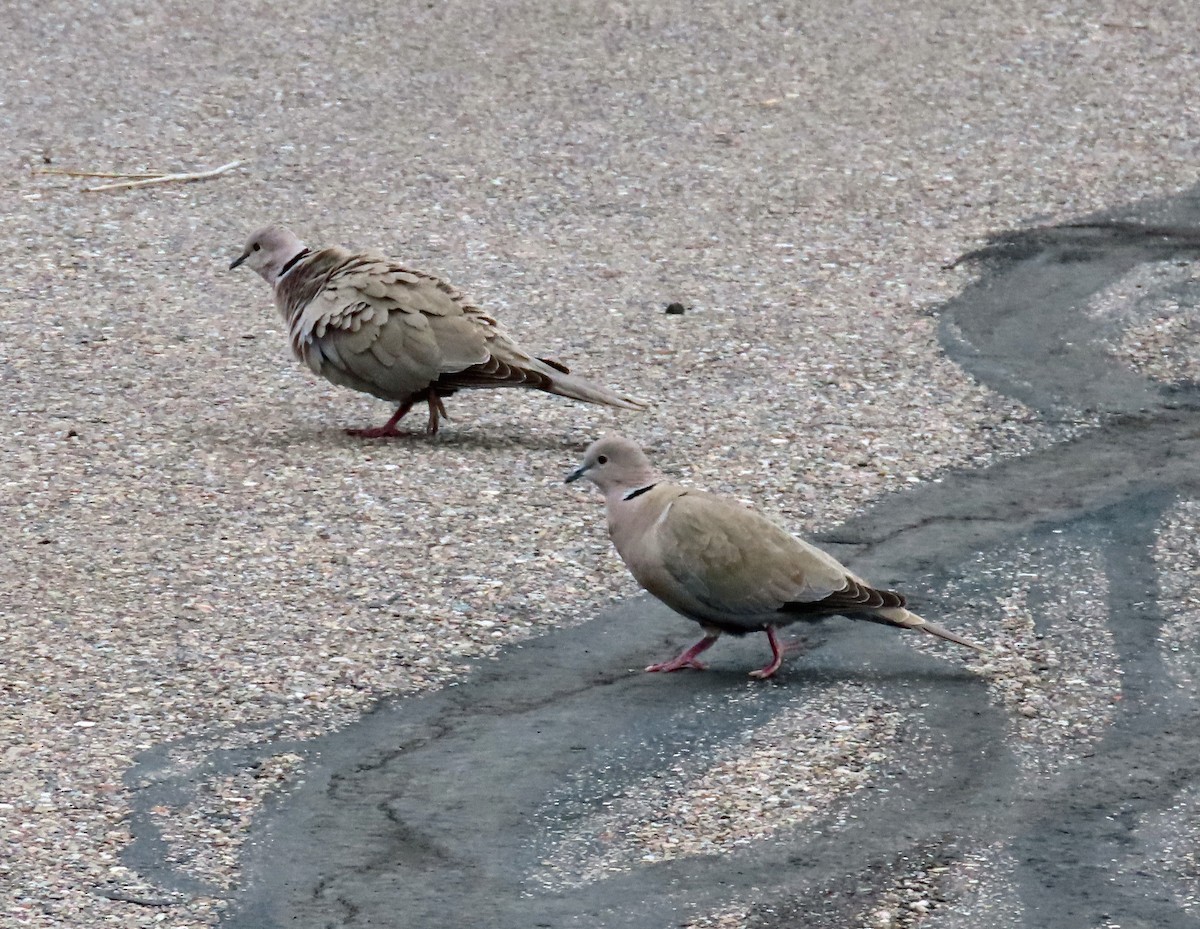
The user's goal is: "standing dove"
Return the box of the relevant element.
[566,435,982,679]
[230,226,648,437]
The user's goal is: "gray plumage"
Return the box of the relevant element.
[230,225,648,436]
[566,434,982,679]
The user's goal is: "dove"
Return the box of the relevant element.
[229,226,648,437]
[566,435,982,679]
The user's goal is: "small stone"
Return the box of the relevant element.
[665,302,686,315]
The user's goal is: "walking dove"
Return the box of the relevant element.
[566,435,982,679]
[229,226,649,437]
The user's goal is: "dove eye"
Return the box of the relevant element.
[597,455,608,464]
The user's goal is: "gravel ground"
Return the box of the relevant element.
[3,1,1200,926]
[883,845,1024,929]
[531,682,908,891]
[682,843,1027,929]
[1086,260,1200,384]
[1134,499,1200,919]
[928,541,1120,778]
[1155,499,1200,690]
[1135,784,1200,918]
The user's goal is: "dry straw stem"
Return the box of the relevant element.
[36,160,242,192]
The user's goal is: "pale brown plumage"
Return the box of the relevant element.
[230,225,648,436]
[566,435,982,679]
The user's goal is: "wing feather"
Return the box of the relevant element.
[277,249,496,402]
[273,245,642,409]
[655,491,852,620]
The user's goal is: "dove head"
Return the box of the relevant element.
[229,225,307,284]
[566,434,659,498]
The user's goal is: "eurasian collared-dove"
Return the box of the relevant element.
[566,435,982,679]
[229,226,648,437]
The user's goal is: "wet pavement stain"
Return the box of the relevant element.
[122,192,1200,928]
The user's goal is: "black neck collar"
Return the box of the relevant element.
[622,483,658,501]
[278,248,310,278]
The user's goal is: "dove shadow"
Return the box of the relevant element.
[185,418,592,454]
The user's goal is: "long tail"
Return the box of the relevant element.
[434,354,650,410]
[869,606,984,651]
[539,362,650,411]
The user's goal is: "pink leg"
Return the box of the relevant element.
[646,634,719,673]
[346,400,416,439]
[749,626,787,680]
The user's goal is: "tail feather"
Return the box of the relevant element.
[433,355,649,410]
[870,606,984,652]
[542,368,650,411]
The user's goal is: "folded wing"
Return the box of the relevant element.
[656,490,878,625]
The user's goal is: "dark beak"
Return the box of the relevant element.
[564,465,588,484]
[229,251,249,270]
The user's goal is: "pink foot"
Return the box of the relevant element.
[345,424,418,439]
[646,656,709,673]
[645,634,718,673]
[748,626,788,679]
[346,401,417,439]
